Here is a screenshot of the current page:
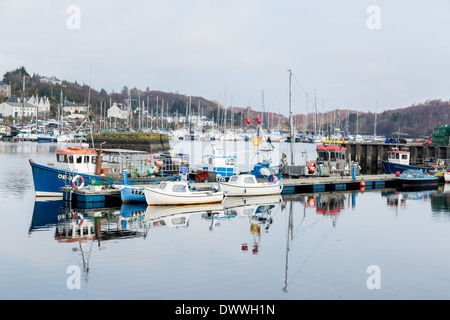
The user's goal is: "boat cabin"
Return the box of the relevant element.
[387,147,410,165]
[202,144,237,179]
[157,181,190,193]
[317,145,347,162]
[54,144,120,175]
[316,144,349,170]
[228,175,258,185]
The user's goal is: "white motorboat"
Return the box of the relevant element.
[219,174,283,197]
[144,180,224,205]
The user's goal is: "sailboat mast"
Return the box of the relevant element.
[288,69,295,165]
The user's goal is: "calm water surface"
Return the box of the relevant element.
[1,141,450,300]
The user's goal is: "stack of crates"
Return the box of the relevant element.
[431,125,450,146]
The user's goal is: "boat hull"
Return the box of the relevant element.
[30,159,181,197]
[396,178,439,191]
[120,186,146,203]
[29,159,102,197]
[383,161,427,174]
[220,182,283,196]
[444,171,450,183]
[144,187,224,205]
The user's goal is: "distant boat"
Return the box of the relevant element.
[17,128,38,141]
[144,180,224,205]
[219,174,282,197]
[396,169,439,191]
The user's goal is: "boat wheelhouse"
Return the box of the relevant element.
[201,144,237,181]
[382,146,430,174]
[316,144,354,176]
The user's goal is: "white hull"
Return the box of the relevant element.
[444,171,450,183]
[35,191,64,197]
[144,187,224,205]
[220,181,282,196]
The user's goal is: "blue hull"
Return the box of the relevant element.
[121,186,146,203]
[29,160,103,197]
[382,161,427,174]
[30,159,180,197]
[397,178,439,191]
[37,137,56,143]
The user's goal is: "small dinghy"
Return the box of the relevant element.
[144,180,224,205]
[219,174,283,197]
[396,169,439,191]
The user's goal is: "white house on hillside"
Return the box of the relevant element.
[6,96,50,114]
[108,103,129,120]
[0,101,36,118]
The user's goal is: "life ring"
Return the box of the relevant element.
[308,161,318,172]
[307,198,317,208]
[71,213,84,227]
[72,175,85,190]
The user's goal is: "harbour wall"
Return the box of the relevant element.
[346,142,450,174]
[88,132,171,153]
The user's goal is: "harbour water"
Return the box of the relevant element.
[2,140,450,300]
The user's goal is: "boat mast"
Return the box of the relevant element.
[288,69,295,165]
[22,75,25,129]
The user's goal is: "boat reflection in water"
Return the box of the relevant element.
[381,189,438,209]
[430,184,450,218]
[145,203,224,229]
[30,200,149,245]
[221,195,283,254]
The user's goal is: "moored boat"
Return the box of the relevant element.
[382,146,436,174]
[29,143,187,197]
[396,169,439,191]
[144,180,224,205]
[219,174,282,197]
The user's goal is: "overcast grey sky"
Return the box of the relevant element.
[1,0,449,116]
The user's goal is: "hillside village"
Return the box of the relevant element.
[1,66,449,138]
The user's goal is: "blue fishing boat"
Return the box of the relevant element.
[383,146,433,174]
[29,143,188,197]
[396,169,439,191]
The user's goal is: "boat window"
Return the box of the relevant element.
[76,156,83,164]
[318,152,328,161]
[230,176,238,182]
[92,156,97,164]
[244,177,255,184]
[330,152,335,161]
[56,154,67,163]
[159,183,167,190]
[84,156,90,163]
[172,184,187,192]
[209,158,213,165]
[402,154,408,160]
[171,217,186,225]
[243,209,254,215]
[396,153,399,159]
[68,155,74,164]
